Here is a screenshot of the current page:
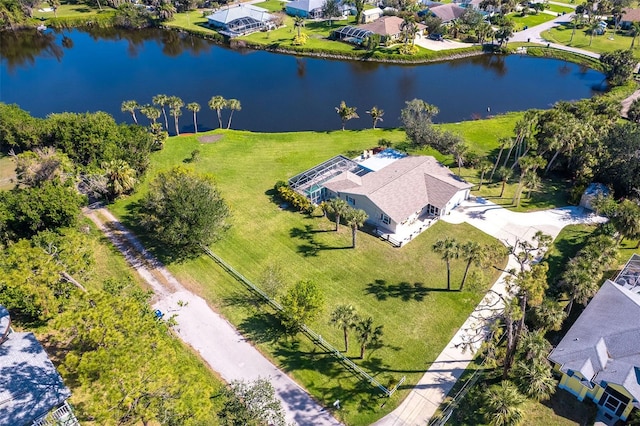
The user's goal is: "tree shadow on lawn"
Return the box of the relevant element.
[237,311,287,345]
[366,279,449,302]
[290,225,351,257]
[541,387,598,424]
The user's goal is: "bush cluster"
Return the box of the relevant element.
[274,181,312,212]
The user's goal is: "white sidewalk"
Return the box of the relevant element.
[373,198,606,425]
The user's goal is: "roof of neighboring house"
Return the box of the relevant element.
[622,7,640,22]
[548,280,640,408]
[429,3,466,22]
[286,0,325,12]
[206,4,273,24]
[324,156,472,222]
[359,16,426,36]
[0,331,72,426]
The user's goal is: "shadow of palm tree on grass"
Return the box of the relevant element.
[365,279,445,302]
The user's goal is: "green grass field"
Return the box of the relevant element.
[111,128,509,425]
[547,3,575,13]
[33,1,114,19]
[253,0,286,12]
[509,12,557,31]
[544,24,640,58]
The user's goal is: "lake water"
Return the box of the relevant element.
[0,28,604,132]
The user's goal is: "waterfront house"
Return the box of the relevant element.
[206,5,274,36]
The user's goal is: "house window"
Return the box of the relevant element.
[346,196,355,206]
[381,213,390,225]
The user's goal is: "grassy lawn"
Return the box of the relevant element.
[438,112,523,156]
[547,3,575,13]
[543,224,595,286]
[0,156,15,191]
[253,0,286,12]
[509,12,557,31]
[33,1,114,19]
[111,128,508,425]
[544,24,640,58]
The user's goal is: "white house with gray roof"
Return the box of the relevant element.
[0,306,78,426]
[322,155,472,234]
[548,260,640,424]
[206,5,274,37]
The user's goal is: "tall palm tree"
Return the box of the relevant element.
[329,304,358,352]
[102,159,137,198]
[294,16,305,37]
[366,106,384,129]
[612,199,640,245]
[459,241,483,291]
[450,140,468,176]
[168,96,184,135]
[532,298,566,331]
[186,102,201,133]
[512,155,546,207]
[484,381,526,426]
[497,167,513,197]
[476,21,494,45]
[588,21,601,46]
[344,208,368,248]
[121,100,139,124]
[477,159,492,190]
[325,198,349,231]
[208,95,226,129]
[433,237,459,291]
[630,22,640,49]
[355,317,383,359]
[400,15,418,47]
[140,104,161,125]
[569,13,581,43]
[152,94,170,131]
[489,137,510,181]
[513,359,556,402]
[157,0,176,21]
[226,99,241,129]
[335,101,359,130]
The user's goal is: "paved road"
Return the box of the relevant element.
[85,206,342,426]
[372,198,606,426]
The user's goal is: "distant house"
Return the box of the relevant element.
[333,15,426,45]
[548,255,640,424]
[286,0,325,18]
[206,5,274,37]
[360,7,383,23]
[579,182,609,211]
[427,3,467,23]
[621,8,640,29]
[0,306,79,426]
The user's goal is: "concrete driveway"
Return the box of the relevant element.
[373,198,606,426]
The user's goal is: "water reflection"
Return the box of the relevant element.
[1,30,63,73]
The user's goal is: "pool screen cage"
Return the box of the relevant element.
[614,254,640,292]
[288,155,368,204]
[221,17,266,36]
[332,26,373,44]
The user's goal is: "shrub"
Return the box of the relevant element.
[274,182,313,213]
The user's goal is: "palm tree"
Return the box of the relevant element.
[48,0,60,17]
[168,96,183,135]
[631,22,640,49]
[366,106,384,129]
[344,208,368,248]
[459,241,483,291]
[325,198,349,231]
[489,138,510,181]
[355,317,383,359]
[208,95,226,129]
[335,101,359,130]
[152,94,170,131]
[433,237,459,291]
[569,13,582,43]
[514,359,556,401]
[612,199,640,245]
[294,16,305,37]
[140,104,161,125]
[523,171,541,199]
[512,155,546,207]
[532,298,566,331]
[450,140,468,176]
[157,0,176,21]
[400,16,418,47]
[102,159,137,198]
[484,381,526,426]
[329,304,358,352]
[121,100,139,124]
[186,102,201,133]
[497,167,513,197]
[477,159,492,190]
[226,99,241,129]
[588,21,601,46]
[476,21,494,45]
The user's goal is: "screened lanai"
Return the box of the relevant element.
[220,17,266,36]
[614,254,640,293]
[289,155,369,204]
[332,26,373,44]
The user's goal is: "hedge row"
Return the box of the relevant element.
[274,181,313,213]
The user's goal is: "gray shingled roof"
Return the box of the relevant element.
[429,3,466,22]
[286,0,325,12]
[548,280,640,407]
[0,332,71,426]
[324,156,472,222]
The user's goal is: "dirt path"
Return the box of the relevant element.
[84,205,342,426]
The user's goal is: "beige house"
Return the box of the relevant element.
[359,16,426,43]
[322,156,472,234]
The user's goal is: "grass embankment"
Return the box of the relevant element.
[112,128,509,425]
[33,1,116,27]
[237,16,484,62]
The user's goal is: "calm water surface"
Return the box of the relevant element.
[0,28,604,132]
